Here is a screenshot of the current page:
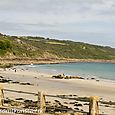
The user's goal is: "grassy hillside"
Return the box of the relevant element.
[0,33,115,60]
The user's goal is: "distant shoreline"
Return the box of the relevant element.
[0,58,115,66]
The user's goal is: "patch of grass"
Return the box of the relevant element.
[46,41,67,45]
[0,33,115,60]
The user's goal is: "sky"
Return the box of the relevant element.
[0,0,115,47]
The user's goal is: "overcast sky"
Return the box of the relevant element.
[0,0,115,47]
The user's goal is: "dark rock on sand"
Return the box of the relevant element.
[74,103,83,107]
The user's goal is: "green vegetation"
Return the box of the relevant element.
[0,63,13,68]
[0,33,115,60]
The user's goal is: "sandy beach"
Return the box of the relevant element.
[0,67,115,114]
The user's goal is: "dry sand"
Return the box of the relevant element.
[0,67,115,114]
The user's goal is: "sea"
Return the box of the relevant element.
[23,62,115,81]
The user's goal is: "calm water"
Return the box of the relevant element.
[24,63,115,81]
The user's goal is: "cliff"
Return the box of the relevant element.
[0,33,115,65]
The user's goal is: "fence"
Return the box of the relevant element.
[0,86,99,115]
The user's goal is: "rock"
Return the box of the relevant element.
[24,100,37,108]
[74,103,83,107]
[4,99,12,104]
[20,82,33,85]
[96,80,100,82]
[24,99,32,103]
[0,76,4,78]
[64,102,68,104]
[74,107,79,110]
[91,78,95,80]
[0,78,11,83]
[15,98,24,100]
[12,81,20,84]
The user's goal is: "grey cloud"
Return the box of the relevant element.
[0,0,115,22]
[0,0,115,25]
[0,0,115,47]
[0,0,114,14]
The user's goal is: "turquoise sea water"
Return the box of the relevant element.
[25,63,115,81]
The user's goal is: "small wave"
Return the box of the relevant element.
[52,70,57,72]
[28,65,36,67]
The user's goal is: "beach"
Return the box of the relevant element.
[0,67,115,114]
